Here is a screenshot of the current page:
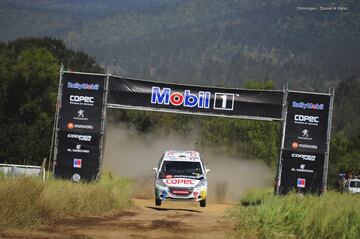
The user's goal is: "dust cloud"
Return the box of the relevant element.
[103,123,274,203]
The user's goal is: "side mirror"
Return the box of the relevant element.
[153,167,158,173]
[206,169,211,173]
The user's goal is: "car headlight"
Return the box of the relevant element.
[196,179,207,188]
[156,179,167,187]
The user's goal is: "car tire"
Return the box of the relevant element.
[155,198,161,206]
[200,199,206,207]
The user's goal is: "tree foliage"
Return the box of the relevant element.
[0,38,103,165]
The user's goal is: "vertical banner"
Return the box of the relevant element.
[54,72,106,181]
[278,91,332,194]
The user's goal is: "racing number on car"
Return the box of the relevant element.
[213,93,234,110]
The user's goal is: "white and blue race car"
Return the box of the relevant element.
[153,150,210,207]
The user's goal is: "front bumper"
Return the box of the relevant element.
[155,184,207,201]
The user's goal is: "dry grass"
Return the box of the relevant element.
[0,172,132,229]
[229,188,360,239]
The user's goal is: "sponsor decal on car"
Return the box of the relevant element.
[171,190,190,195]
[292,101,324,110]
[67,82,99,91]
[165,178,196,186]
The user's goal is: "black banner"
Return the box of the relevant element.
[108,76,283,120]
[284,92,330,153]
[279,91,331,194]
[280,150,325,194]
[54,72,106,181]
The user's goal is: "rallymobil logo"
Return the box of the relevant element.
[151,87,210,108]
[67,134,92,142]
[292,101,324,110]
[68,82,99,91]
[291,153,316,161]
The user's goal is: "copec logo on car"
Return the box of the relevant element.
[151,87,211,108]
[165,178,195,185]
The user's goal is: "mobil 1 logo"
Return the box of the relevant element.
[213,93,235,111]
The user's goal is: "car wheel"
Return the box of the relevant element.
[155,198,161,206]
[200,199,206,207]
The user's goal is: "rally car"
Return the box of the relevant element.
[153,150,210,207]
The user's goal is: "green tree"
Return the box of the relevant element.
[0,38,103,165]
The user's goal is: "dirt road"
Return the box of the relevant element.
[1,199,234,239]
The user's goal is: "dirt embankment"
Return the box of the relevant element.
[1,199,234,239]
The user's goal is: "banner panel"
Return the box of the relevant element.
[54,72,106,181]
[279,91,331,194]
[280,150,325,194]
[284,92,330,153]
[108,76,283,120]
[59,73,105,134]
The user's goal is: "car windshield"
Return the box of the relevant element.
[349,181,360,188]
[159,161,203,178]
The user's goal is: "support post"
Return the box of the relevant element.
[97,67,110,179]
[276,82,289,194]
[322,87,335,192]
[52,63,64,175]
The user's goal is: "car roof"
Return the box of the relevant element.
[163,150,201,162]
[349,179,360,182]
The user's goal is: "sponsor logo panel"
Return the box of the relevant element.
[69,95,95,106]
[294,114,319,126]
[73,109,88,121]
[151,87,210,109]
[67,144,90,154]
[291,153,316,161]
[297,178,306,188]
[73,158,82,168]
[213,93,235,110]
[67,122,94,130]
[291,141,318,150]
[67,133,92,142]
[72,173,81,182]
[291,163,314,173]
[298,129,313,141]
[150,87,236,111]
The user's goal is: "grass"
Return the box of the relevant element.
[229,188,360,239]
[0,172,132,230]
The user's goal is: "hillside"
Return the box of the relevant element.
[0,0,359,91]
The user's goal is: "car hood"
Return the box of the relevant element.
[162,178,200,187]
